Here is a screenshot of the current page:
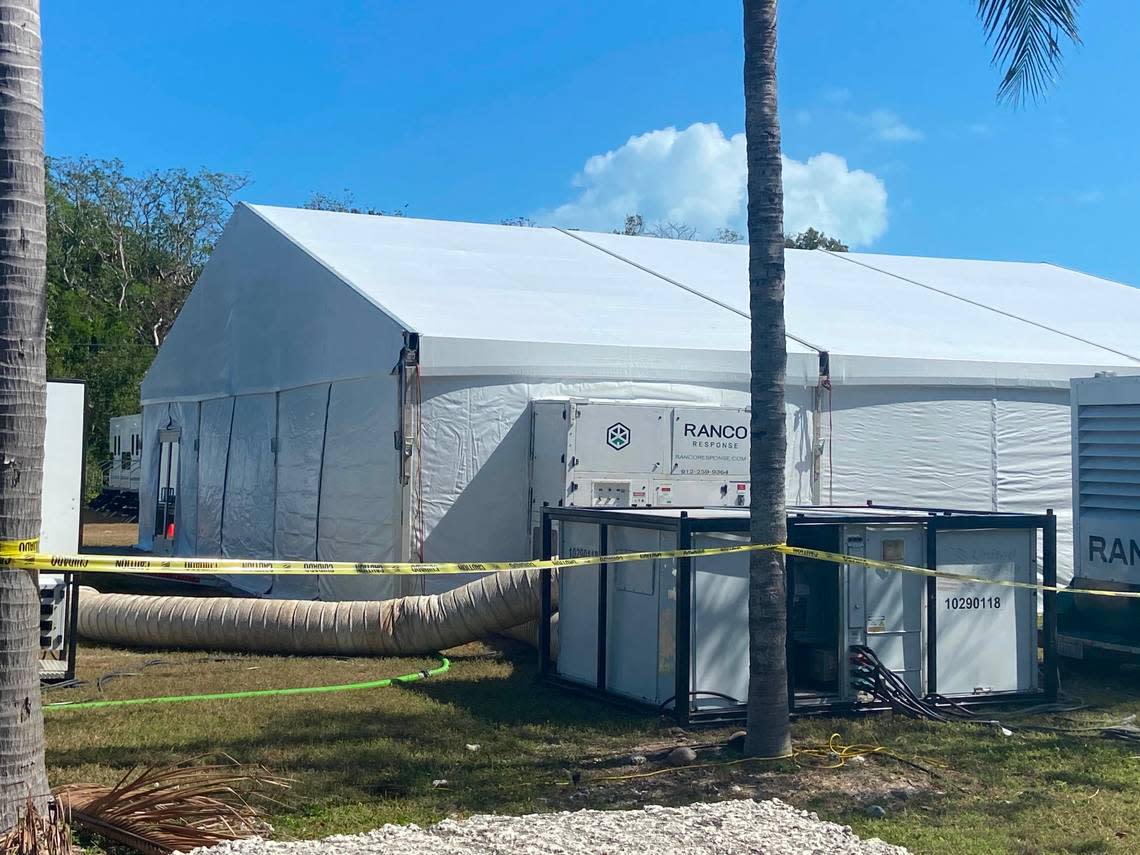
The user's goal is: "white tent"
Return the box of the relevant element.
[139,204,1140,596]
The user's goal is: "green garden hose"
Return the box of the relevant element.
[43,655,450,712]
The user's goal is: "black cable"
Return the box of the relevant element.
[41,678,85,692]
[851,645,952,721]
[851,645,1140,742]
[43,655,248,702]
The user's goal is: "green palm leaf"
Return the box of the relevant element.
[977,0,1082,104]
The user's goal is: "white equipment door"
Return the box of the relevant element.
[851,526,926,695]
[935,528,1037,695]
[605,526,670,705]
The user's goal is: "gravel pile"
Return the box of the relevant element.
[187,799,908,855]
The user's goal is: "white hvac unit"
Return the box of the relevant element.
[529,400,751,549]
[1061,374,1140,656]
[539,505,1055,723]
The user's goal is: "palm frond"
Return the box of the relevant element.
[0,797,76,855]
[54,754,291,855]
[976,0,1081,104]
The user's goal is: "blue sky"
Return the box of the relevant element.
[43,1,1140,285]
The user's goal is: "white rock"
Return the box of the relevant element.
[183,798,908,855]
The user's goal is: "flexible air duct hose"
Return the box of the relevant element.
[78,569,547,656]
[498,613,559,657]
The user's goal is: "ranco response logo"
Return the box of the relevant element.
[606,422,630,451]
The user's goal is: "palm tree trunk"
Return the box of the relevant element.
[742,0,791,758]
[0,0,49,829]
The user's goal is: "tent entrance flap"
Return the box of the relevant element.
[153,427,181,556]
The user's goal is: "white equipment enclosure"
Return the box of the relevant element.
[139,205,1140,599]
[42,380,84,555]
[41,380,86,681]
[540,505,1057,723]
[1060,374,1140,657]
[529,400,751,543]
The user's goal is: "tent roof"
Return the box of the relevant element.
[249,204,1140,375]
[569,230,1140,368]
[246,204,795,356]
[145,203,1140,399]
[831,252,1139,362]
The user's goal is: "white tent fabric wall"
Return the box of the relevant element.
[994,392,1074,583]
[194,397,233,557]
[412,377,820,575]
[223,394,277,564]
[271,383,329,600]
[826,388,995,508]
[141,378,411,601]
[314,375,410,601]
[825,385,1075,576]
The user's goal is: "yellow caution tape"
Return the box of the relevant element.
[0,537,39,557]
[777,544,1135,598]
[3,540,1140,599]
[0,543,781,576]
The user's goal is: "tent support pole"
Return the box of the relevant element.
[811,351,831,505]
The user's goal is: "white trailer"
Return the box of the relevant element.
[106,413,142,492]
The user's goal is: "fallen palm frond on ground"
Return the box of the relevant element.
[0,797,76,855]
[54,754,291,854]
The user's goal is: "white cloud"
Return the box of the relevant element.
[783,153,888,245]
[538,122,888,248]
[823,87,851,104]
[867,109,923,142]
[1075,189,1103,205]
[968,122,990,136]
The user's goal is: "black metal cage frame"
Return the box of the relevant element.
[538,505,1058,725]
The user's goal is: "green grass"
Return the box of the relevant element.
[45,644,1140,854]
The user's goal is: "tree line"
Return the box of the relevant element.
[45,157,247,492]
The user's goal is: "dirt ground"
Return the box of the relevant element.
[81,508,138,549]
[569,732,939,816]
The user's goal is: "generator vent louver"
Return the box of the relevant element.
[1077,403,1140,513]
